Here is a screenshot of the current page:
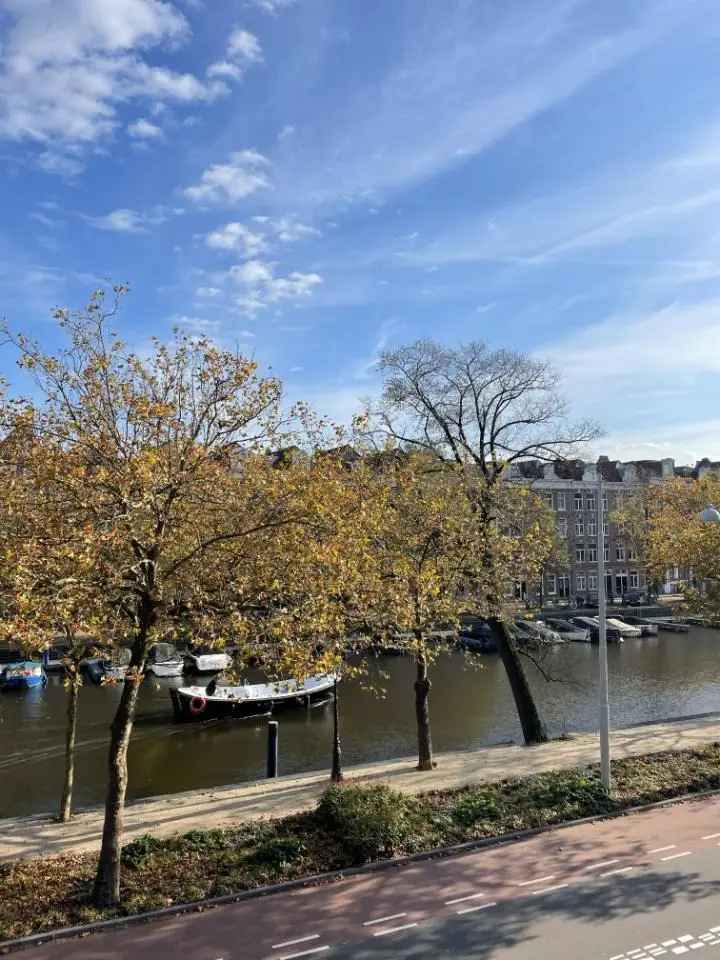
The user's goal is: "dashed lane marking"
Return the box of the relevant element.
[372,922,419,938]
[701,833,720,840]
[278,947,330,960]
[585,859,621,871]
[456,901,497,916]
[531,883,569,896]
[661,851,693,862]
[600,867,634,878]
[445,892,485,906]
[362,913,407,927]
[649,845,677,854]
[273,935,321,950]
[517,874,556,886]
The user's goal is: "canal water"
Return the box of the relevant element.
[1,628,719,819]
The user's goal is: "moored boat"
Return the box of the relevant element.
[85,648,132,684]
[170,673,337,722]
[1,660,47,691]
[184,648,231,674]
[619,616,659,636]
[146,642,184,678]
[571,616,624,643]
[543,618,591,643]
[606,617,643,638]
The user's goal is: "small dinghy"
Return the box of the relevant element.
[146,642,184,678]
[1,660,47,691]
[183,647,231,674]
[170,673,337,722]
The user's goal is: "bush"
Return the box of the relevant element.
[317,784,420,863]
[517,769,617,818]
[452,790,501,826]
[121,834,165,870]
[249,836,306,870]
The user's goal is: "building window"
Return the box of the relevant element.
[558,574,570,598]
[630,571,640,588]
[588,574,598,591]
[543,492,553,509]
[615,544,626,561]
[586,494,596,512]
[576,546,585,563]
[602,519,609,535]
[557,518,568,538]
[604,543,609,562]
[602,494,608,512]
[574,492,583,511]
[587,520,597,537]
[576,574,587,592]
[575,519,584,537]
[589,545,598,562]
[628,545,638,561]
[546,574,557,595]
[556,492,566,512]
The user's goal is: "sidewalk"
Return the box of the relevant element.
[2,713,719,864]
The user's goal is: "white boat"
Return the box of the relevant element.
[146,642,184,678]
[606,618,642,638]
[184,649,231,674]
[170,673,337,722]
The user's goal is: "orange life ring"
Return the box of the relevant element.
[189,695,207,715]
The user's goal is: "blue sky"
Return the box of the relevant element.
[2,0,720,463]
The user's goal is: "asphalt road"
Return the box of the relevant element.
[15,794,720,960]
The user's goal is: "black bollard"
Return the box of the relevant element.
[267,720,279,778]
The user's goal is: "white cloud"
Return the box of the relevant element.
[196,285,222,297]
[127,117,163,139]
[85,208,148,232]
[278,124,295,141]
[247,0,295,14]
[227,29,262,63]
[597,420,720,464]
[227,258,322,313]
[206,222,267,257]
[0,0,225,168]
[184,150,271,205]
[253,216,321,243]
[84,204,180,232]
[207,27,262,83]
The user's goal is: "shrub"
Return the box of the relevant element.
[121,834,165,870]
[249,836,306,869]
[317,784,420,863]
[452,790,501,826]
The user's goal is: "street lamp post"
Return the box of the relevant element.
[597,476,611,791]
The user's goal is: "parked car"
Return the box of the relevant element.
[622,590,650,606]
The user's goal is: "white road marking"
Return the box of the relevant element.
[701,833,720,840]
[372,922,418,937]
[456,901,497,916]
[445,892,485,906]
[661,851,693,862]
[662,941,678,947]
[279,947,330,960]
[517,874,556,886]
[586,858,621,871]
[677,937,694,944]
[531,883,569,896]
[649,845,677,854]
[273,935,321,950]
[362,913,406,927]
[600,867,634,878]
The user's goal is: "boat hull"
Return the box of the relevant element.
[147,660,184,678]
[1,674,46,690]
[170,677,336,723]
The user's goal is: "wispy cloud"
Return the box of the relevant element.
[205,222,267,256]
[127,118,163,140]
[207,27,263,82]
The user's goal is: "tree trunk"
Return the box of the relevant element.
[59,671,81,823]
[331,678,343,783]
[414,652,433,770]
[93,640,147,908]
[489,617,548,745]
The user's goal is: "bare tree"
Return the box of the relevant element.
[370,339,601,744]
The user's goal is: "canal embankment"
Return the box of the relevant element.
[3,711,720,864]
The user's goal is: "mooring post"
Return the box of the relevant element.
[267,720,279,778]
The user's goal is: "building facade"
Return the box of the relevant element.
[506,455,719,606]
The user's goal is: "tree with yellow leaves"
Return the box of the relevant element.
[1,287,326,907]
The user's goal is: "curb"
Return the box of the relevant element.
[2,785,720,954]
